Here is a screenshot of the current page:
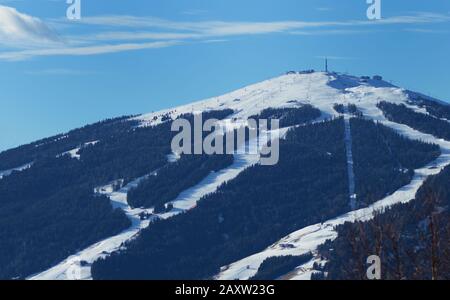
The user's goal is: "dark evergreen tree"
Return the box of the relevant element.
[378,101,450,140]
[250,254,313,280]
[318,165,450,280]
[351,117,440,206]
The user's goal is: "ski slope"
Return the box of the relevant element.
[135,72,409,128]
[135,72,341,126]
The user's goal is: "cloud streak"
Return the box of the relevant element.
[0,40,179,61]
[24,68,89,76]
[59,12,450,43]
[0,5,449,61]
[69,12,450,34]
[0,5,59,48]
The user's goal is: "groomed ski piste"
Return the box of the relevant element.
[27,72,450,280]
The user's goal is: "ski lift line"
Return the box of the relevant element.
[305,75,312,102]
[342,99,357,210]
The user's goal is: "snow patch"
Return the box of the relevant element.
[0,162,33,179]
[58,141,99,160]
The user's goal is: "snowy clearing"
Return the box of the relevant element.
[0,162,33,180]
[57,141,99,160]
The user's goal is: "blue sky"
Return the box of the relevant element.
[0,0,449,151]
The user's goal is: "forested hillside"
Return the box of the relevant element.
[408,93,450,120]
[249,105,322,128]
[0,109,234,279]
[351,118,440,206]
[378,101,450,140]
[250,254,313,280]
[318,165,450,280]
[0,116,137,171]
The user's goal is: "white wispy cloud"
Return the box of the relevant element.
[291,29,372,36]
[181,9,208,16]
[316,7,333,12]
[67,16,340,34]
[24,68,89,76]
[404,28,449,34]
[68,12,450,34]
[0,40,179,61]
[73,31,200,42]
[315,55,359,61]
[0,5,59,48]
[0,5,449,61]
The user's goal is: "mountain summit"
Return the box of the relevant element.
[137,72,400,126]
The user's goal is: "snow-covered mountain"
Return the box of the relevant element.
[1,71,450,280]
[136,72,407,125]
